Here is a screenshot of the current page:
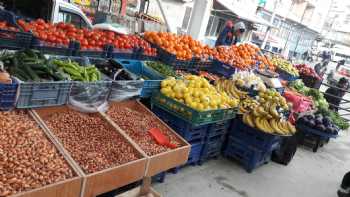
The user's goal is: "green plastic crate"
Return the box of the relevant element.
[151,92,237,126]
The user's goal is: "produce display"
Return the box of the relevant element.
[198,71,221,82]
[1,50,67,82]
[17,19,157,56]
[0,20,20,32]
[0,111,75,196]
[144,31,213,60]
[160,75,239,111]
[215,79,248,99]
[294,64,321,87]
[145,61,177,77]
[43,109,139,173]
[231,71,267,92]
[214,44,275,70]
[242,89,296,135]
[271,57,299,77]
[294,64,321,80]
[321,109,350,130]
[297,113,339,136]
[51,59,101,82]
[106,102,182,155]
[1,50,102,82]
[289,80,329,111]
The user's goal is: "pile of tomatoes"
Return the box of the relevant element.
[0,20,20,33]
[144,32,214,61]
[17,19,156,56]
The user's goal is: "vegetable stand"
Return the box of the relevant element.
[32,106,148,197]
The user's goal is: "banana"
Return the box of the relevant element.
[261,118,273,134]
[286,121,296,134]
[228,81,240,98]
[242,113,248,125]
[254,117,265,132]
[253,108,261,117]
[257,106,268,116]
[246,113,255,128]
[278,120,290,135]
[239,105,247,114]
[269,103,280,119]
[269,119,282,134]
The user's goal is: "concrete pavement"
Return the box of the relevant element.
[154,132,350,197]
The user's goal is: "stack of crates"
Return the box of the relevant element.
[199,120,231,164]
[152,106,206,166]
[224,117,282,173]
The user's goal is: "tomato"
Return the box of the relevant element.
[81,39,88,46]
[39,32,48,41]
[89,40,96,46]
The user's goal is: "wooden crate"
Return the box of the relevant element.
[100,100,191,177]
[7,110,83,197]
[32,106,148,197]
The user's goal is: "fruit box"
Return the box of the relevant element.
[151,92,237,126]
[101,100,191,177]
[32,106,148,197]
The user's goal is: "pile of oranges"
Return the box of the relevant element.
[212,44,275,71]
[144,32,275,71]
[144,32,214,61]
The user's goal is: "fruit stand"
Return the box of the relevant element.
[0,8,349,196]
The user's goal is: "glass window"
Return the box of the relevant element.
[58,8,88,29]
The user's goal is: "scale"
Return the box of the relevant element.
[255,70,283,88]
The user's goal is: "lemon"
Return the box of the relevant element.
[197,103,204,111]
[193,91,200,98]
[194,98,201,103]
[175,92,183,99]
[189,102,197,109]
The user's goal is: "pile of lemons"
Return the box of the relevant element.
[161,75,239,111]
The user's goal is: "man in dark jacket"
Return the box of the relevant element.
[215,21,246,46]
[324,77,349,112]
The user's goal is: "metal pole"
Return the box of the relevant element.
[155,0,171,32]
[261,0,279,49]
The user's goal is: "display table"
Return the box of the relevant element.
[296,124,338,152]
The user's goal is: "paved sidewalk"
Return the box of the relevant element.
[154,132,350,197]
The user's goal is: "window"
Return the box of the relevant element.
[58,8,88,29]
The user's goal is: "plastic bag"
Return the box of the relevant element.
[68,81,112,113]
[109,80,144,101]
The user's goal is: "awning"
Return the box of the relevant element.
[216,0,276,28]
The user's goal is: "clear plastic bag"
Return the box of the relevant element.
[109,80,144,101]
[68,81,112,113]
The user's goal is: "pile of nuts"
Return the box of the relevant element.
[0,111,75,197]
[44,109,140,174]
[107,103,181,156]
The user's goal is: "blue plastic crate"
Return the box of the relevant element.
[209,59,236,78]
[187,142,203,165]
[148,42,198,70]
[152,106,207,143]
[31,38,75,56]
[230,118,282,151]
[0,10,32,50]
[115,59,162,98]
[16,81,72,108]
[224,136,271,173]
[152,172,166,183]
[0,78,18,111]
[200,134,224,162]
[207,120,230,138]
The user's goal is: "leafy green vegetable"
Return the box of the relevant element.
[145,61,177,78]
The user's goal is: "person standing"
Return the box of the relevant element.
[324,77,349,112]
[215,20,234,47]
[215,21,246,46]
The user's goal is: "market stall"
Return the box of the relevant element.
[0,7,349,196]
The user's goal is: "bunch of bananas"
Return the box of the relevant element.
[215,79,248,99]
[243,113,295,135]
[239,97,259,114]
[242,89,296,135]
